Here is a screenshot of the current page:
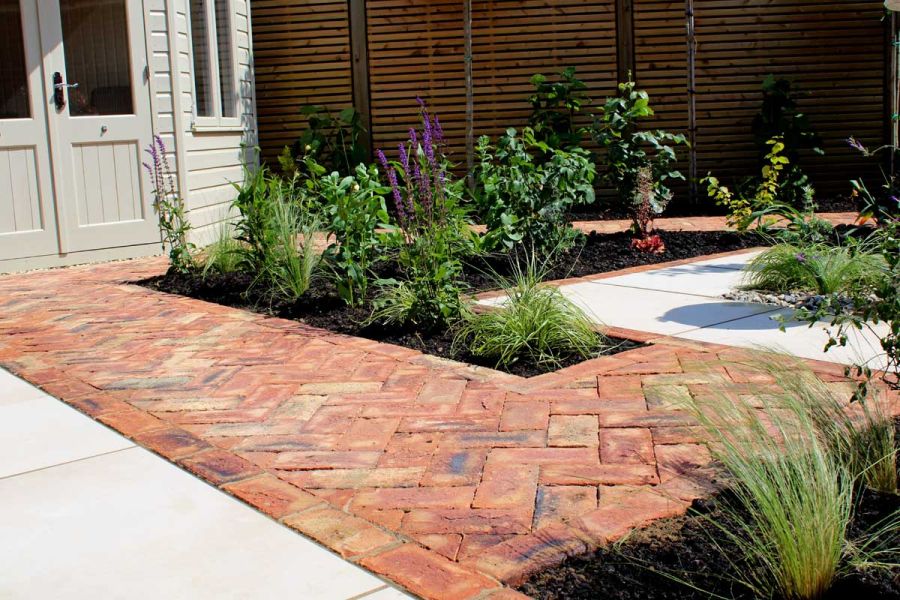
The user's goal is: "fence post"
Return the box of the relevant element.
[349,0,372,160]
[686,0,698,203]
[464,0,474,190]
[615,0,635,83]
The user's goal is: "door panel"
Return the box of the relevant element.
[42,0,159,253]
[0,0,60,259]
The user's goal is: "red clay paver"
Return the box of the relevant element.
[0,220,894,598]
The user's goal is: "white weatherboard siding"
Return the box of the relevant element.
[177,0,257,245]
[0,0,255,271]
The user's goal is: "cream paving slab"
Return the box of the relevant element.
[0,392,135,478]
[681,249,765,271]
[0,367,50,406]
[674,309,891,370]
[590,263,750,298]
[554,281,780,336]
[0,446,403,600]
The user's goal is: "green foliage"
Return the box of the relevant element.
[704,138,791,231]
[592,80,687,235]
[231,163,283,275]
[260,198,322,303]
[230,162,322,302]
[761,361,897,494]
[370,102,476,330]
[144,135,195,273]
[200,222,242,278]
[750,198,836,246]
[316,162,392,306]
[453,253,605,368]
[686,356,900,600]
[751,76,824,206]
[281,105,368,177]
[473,127,596,252]
[796,218,899,387]
[527,67,591,149]
[741,241,887,296]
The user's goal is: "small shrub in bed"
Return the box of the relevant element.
[453,253,605,369]
[592,79,687,247]
[261,198,321,303]
[741,240,887,297]
[527,66,591,150]
[371,99,477,330]
[472,127,596,253]
[751,76,824,207]
[314,160,392,306]
[685,356,900,600]
[230,164,322,302]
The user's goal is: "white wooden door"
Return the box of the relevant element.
[0,0,60,259]
[39,0,160,253]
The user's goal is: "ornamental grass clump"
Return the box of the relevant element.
[755,358,897,494]
[741,241,887,296]
[453,253,605,369]
[200,222,243,278]
[260,197,321,303]
[686,356,900,600]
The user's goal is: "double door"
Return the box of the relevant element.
[0,0,159,261]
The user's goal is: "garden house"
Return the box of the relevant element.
[0,0,256,271]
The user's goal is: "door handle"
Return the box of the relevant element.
[51,72,78,111]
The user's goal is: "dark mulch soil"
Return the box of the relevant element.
[520,425,900,600]
[139,230,762,377]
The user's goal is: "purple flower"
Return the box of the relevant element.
[433,116,444,144]
[795,252,807,264]
[847,137,867,154]
[376,148,407,223]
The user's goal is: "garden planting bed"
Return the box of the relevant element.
[142,229,760,377]
[520,474,900,600]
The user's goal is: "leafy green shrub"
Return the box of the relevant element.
[592,80,687,237]
[687,358,899,599]
[527,67,591,149]
[741,241,887,296]
[200,222,242,278]
[279,105,368,177]
[143,135,195,273]
[704,138,791,231]
[371,100,475,330]
[453,255,605,368]
[231,163,283,275]
[751,76,823,206]
[473,127,596,252]
[316,162,391,306]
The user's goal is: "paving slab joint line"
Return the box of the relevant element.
[345,585,391,600]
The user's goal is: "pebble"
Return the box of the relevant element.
[723,289,856,312]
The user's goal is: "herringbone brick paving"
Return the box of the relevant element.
[0,243,891,600]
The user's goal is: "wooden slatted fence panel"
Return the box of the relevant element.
[470,0,618,143]
[366,0,467,161]
[692,0,886,198]
[634,0,692,201]
[250,0,353,165]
